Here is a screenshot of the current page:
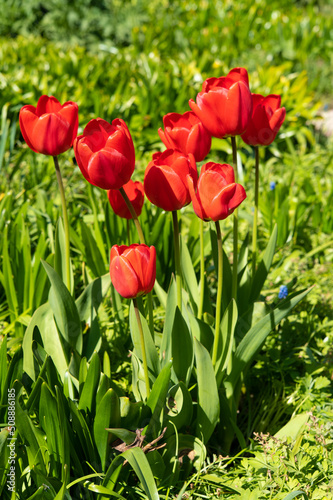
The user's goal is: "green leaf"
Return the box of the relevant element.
[160,278,177,367]
[23,303,68,382]
[78,352,101,413]
[94,389,120,470]
[250,224,278,302]
[180,236,199,314]
[226,287,312,395]
[55,218,74,293]
[76,273,111,323]
[166,382,193,432]
[275,413,309,441]
[215,299,238,389]
[172,307,193,386]
[146,360,172,437]
[42,261,82,354]
[120,447,159,500]
[39,383,63,474]
[281,492,308,500]
[194,338,220,443]
[129,302,160,381]
[80,220,106,277]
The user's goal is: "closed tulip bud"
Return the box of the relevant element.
[144,149,197,211]
[19,95,78,156]
[74,118,135,190]
[189,67,252,139]
[187,162,247,221]
[158,111,211,162]
[108,179,144,219]
[241,94,286,146]
[110,244,156,299]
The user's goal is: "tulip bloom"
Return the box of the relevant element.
[108,179,144,219]
[110,244,156,299]
[74,118,135,190]
[189,67,252,139]
[158,111,211,162]
[144,149,197,211]
[19,95,78,156]
[187,162,246,221]
[241,94,286,146]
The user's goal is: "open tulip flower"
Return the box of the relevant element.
[189,67,252,139]
[19,95,78,156]
[110,244,156,299]
[241,93,286,146]
[108,179,144,219]
[158,111,211,162]
[74,118,135,190]
[144,149,197,211]
[187,162,247,221]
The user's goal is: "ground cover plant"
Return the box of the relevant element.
[0,1,332,499]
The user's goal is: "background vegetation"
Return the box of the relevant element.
[0,0,332,498]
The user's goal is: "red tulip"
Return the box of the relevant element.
[144,149,197,212]
[189,67,252,139]
[19,95,78,156]
[187,162,247,222]
[241,94,286,146]
[110,244,156,299]
[158,111,211,162]
[74,118,135,190]
[108,179,144,219]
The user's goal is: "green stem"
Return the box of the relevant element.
[172,210,182,312]
[198,219,205,320]
[212,220,223,368]
[53,156,71,291]
[133,298,150,398]
[119,187,145,244]
[119,186,154,338]
[231,136,238,302]
[252,146,259,277]
[126,219,131,245]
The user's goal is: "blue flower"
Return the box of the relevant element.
[270,181,276,190]
[278,285,288,299]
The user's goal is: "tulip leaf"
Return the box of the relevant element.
[76,273,111,323]
[39,383,63,470]
[226,287,312,395]
[120,447,159,500]
[215,299,238,389]
[250,224,278,303]
[129,302,160,381]
[42,260,82,354]
[78,352,101,413]
[94,388,120,471]
[166,382,193,432]
[79,220,107,278]
[23,302,69,382]
[146,360,172,437]
[55,217,74,294]
[180,236,199,314]
[160,278,177,367]
[172,307,194,386]
[194,338,220,443]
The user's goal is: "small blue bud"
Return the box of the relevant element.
[270,181,276,190]
[278,285,288,299]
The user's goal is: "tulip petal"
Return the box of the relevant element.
[19,106,39,153]
[88,149,133,190]
[144,164,189,211]
[36,95,62,115]
[57,102,79,146]
[224,82,252,136]
[110,255,140,299]
[31,113,71,156]
[187,174,207,220]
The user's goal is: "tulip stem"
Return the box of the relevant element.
[126,220,131,245]
[172,210,182,312]
[212,220,223,368]
[133,298,150,398]
[53,155,71,291]
[252,146,259,277]
[119,186,154,338]
[198,219,205,320]
[119,187,145,244]
[231,136,238,302]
